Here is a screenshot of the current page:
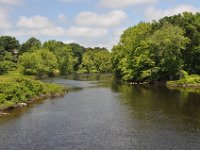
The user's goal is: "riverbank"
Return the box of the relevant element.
[0,73,67,115]
[167,75,200,88]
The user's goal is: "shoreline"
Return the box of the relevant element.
[0,75,69,117]
[167,83,200,88]
[129,80,200,88]
[0,90,68,117]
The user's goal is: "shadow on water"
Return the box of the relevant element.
[110,82,200,130]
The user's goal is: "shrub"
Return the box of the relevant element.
[0,77,65,109]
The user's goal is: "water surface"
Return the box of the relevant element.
[0,74,200,150]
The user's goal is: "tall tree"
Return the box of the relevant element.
[148,23,188,80]
[69,43,85,71]
[43,40,77,75]
[152,12,200,74]
[19,37,41,54]
[0,36,20,53]
[19,49,57,78]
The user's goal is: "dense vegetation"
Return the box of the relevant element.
[167,74,200,87]
[1,12,199,83]
[112,12,200,82]
[0,12,200,112]
[0,36,112,110]
[1,12,200,84]
[0,75,65,110]
[0,36,112,78]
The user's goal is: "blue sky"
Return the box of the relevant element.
[0,0,200,49]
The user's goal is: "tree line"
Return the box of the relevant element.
[1,12,200,82]
[0,37,112,78]
[111,12,200,82]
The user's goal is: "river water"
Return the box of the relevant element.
[0,74,200,150]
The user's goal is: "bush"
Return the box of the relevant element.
[0,60,16,74]
[167,74,200,86]
[0,77,65,110]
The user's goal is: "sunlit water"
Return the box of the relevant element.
[0,74,200,150]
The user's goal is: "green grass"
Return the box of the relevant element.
[0,71,66,110]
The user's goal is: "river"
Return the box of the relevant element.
[0,74,200,150]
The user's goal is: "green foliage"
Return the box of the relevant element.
[0,77,65,109]
[0,36,20,53]
[148,23,188,80]
[0,52,17,74]
[0,36,19,74]
[81,50,95,73]
[0,60,16,74]
[43,40,77,75]
[167,74,200,86]
[112,19,191,82]
[80,48,112,73]
[19,49,58,78]
[111,22,155,81]
[19,37,41,54]
[69,43,85,71]
[152,12,200,74]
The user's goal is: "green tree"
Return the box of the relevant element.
[43,40,77,75]
[152,12,200,74]
[19,37,41,54]
[94,50,112,73]
[0,36,20,53]
[81,50,95,73]
[112,22,188,82]
[69,43,85,71]
[19,49,58,78]
[148,23,188,80]
[0,36,19,74]
[81,48,112,73]
[112,22,153,81]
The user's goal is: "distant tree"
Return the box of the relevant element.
[69,43,85,71]
[43,40,77,75]
[19,49,57,78]
[81,48,112,73]
[19,37,41,54]
[0,36,19,74]
[0,36,20,53]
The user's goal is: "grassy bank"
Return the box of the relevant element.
[0,72,66,111]
[167,75,200,87]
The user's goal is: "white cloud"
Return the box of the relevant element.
[58,14,68,22]
[17,15,53,29]
[39,27,66,36]
[64,39,77,44]
[0,0,23,5]
[113,28,126,37]
[0,7,12,29]
[3,30,38,36]
[145,4,199,21]
[4,15,67,36]
[4,27,66,37]
[67,27,107,38]
[100,0,157,9]
[76,10,127,27]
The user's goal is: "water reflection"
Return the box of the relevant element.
[108,81,200,130]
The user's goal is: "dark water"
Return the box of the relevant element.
[0,74,200,150]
